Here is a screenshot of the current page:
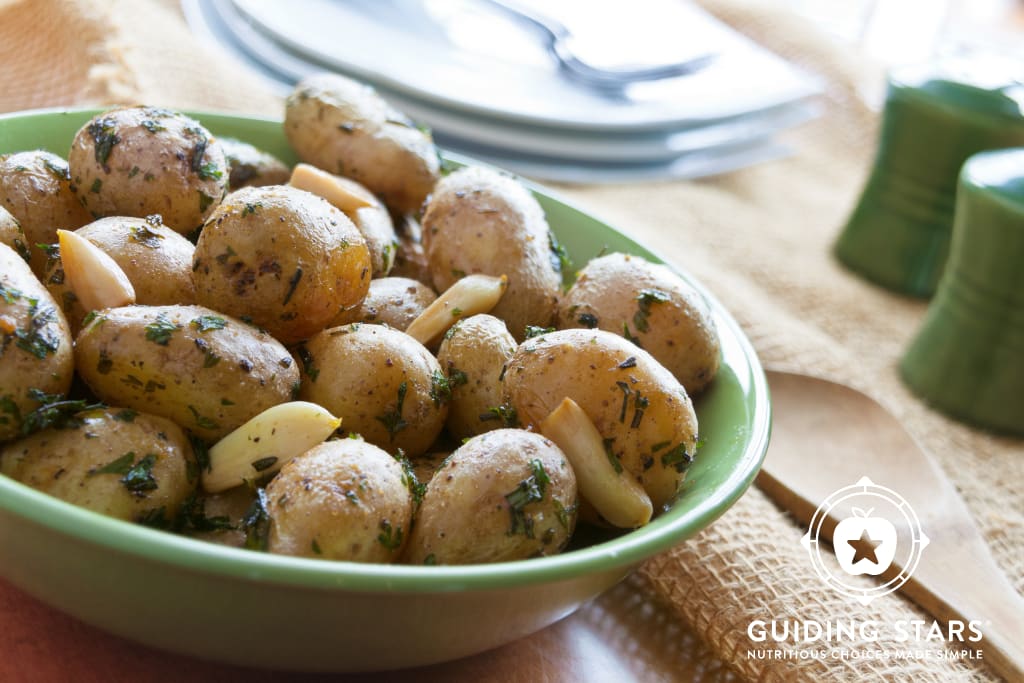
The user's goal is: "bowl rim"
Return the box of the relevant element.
[0,107,771,594]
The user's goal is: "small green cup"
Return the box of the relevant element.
[901,147,1024,435]
[836,58,1024,298]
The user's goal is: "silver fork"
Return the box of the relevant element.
[483,0,716,89]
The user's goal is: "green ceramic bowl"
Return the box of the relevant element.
[0,109,770,672]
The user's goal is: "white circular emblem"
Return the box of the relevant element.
[801,476,930,605]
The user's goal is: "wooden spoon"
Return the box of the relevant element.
[758,370,1024,681]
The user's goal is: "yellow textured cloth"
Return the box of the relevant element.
[0,0,1020,681]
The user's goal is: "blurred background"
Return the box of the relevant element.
[182,0,1024,183]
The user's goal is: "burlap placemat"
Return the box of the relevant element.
[0,0,1020,681]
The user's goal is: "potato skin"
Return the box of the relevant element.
[284,73,440,213]
[331,276,436,330]
[219,137,291,189]
[436,314,516,440]
[44,216,197,333]
[67,106,229,233]
[390,214,432,285]
[192,185,371,345]
[405,429,576,565]
[502,329,698,510]
[421,166,561,341]
[0,151,92,275]
[0,244,74,442]
[0,408,196,524]
[0,205,31,265]
[266,439,412,562]
[297,324,447,457]
[557,253,720,394]
[74,304,299,441]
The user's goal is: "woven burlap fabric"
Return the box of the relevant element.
[0,0,1020,680]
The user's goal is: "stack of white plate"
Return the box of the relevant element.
[183,0,822,182]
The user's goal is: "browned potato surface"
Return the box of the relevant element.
[68,107,229,233]
[74,304,299,441]
[284,73,439,213]
[266,439,412,562]
[0,408,196,524]
[421,166,561,340]
[436,314,516,440]
[405,429,576,565]
[220,137,291,189]
[0,243,74,442]
[0,150,92,275]
[502,329,698,510]
[557,253,720,393]
[192,185,370,344]
[332,276,437,330]
[297,324,447,457]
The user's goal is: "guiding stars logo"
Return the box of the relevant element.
[802,476,930,605]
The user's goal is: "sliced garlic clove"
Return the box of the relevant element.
[540,397,653,529]
[404,274,508,348]
[57,229,136,312]
[289,162,376,215]
[202,401,341,493]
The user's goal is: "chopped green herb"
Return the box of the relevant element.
[197,162,222,181]
[444,321,462,341]
[451,307,463,317]
[13,238,31,263]
[622,322,642,347]
[554,498,577,530]
[311,539,323,555]
[480,403,518,427]
[190,315,227,332]
[392,449,426,506]
[295,345,319,382]
[451,268,467,279]
[633,289,670,333]
[180,493,234,532]
[214,245,236,265]
[145,313,181,345]
[548,231,572,273]
[630,393,649,429]
[140,119,165,133]
[90,452,136,476]
[524,325,555,339]
[128,224,164,248]
[282,267,303,305]
[661,443,693,473]
[429,370,452,407]
[375,382,408,440]
[602,438,624,473]
[448,368,468,387]
[198,190,215,213]
[128,165,140,178]
[187,404,219,431]
[121,453,158,495]
[424,554,437,566]
[616,381,632,423]
[188,433,211,472]
[112,409,137,422]
[242,488,270,551]
[618,356,637,369]
[89,178,102,193]
[87,116,120,167]
[136,507,171,530]
[504,459,550,538]
[377,519,403,551]
[19,391,103,435]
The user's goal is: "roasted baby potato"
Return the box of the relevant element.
[502,329,699,510]
[284,73,440,213]
[297,323,447,458]
[44,216,196,333]
[74,304,299,441]
[0,243,74,442]
[405,429,576,565]
[436,314,517,440]
[557,252,720,393]
[331,276,437,330]
[0,407,196,524]
[68,106,229,233]
[219,137,291,189]
[289,164,398,278]
[192,185,371,345]
[0,151,92,275]
[421,166,561,341]
[265,438,413,562]
[390,214,432,285]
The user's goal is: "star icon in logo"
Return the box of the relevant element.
[847,530,880,565]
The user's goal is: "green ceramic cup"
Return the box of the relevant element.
[835,58,1024,298]
[901,147,1024,435]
